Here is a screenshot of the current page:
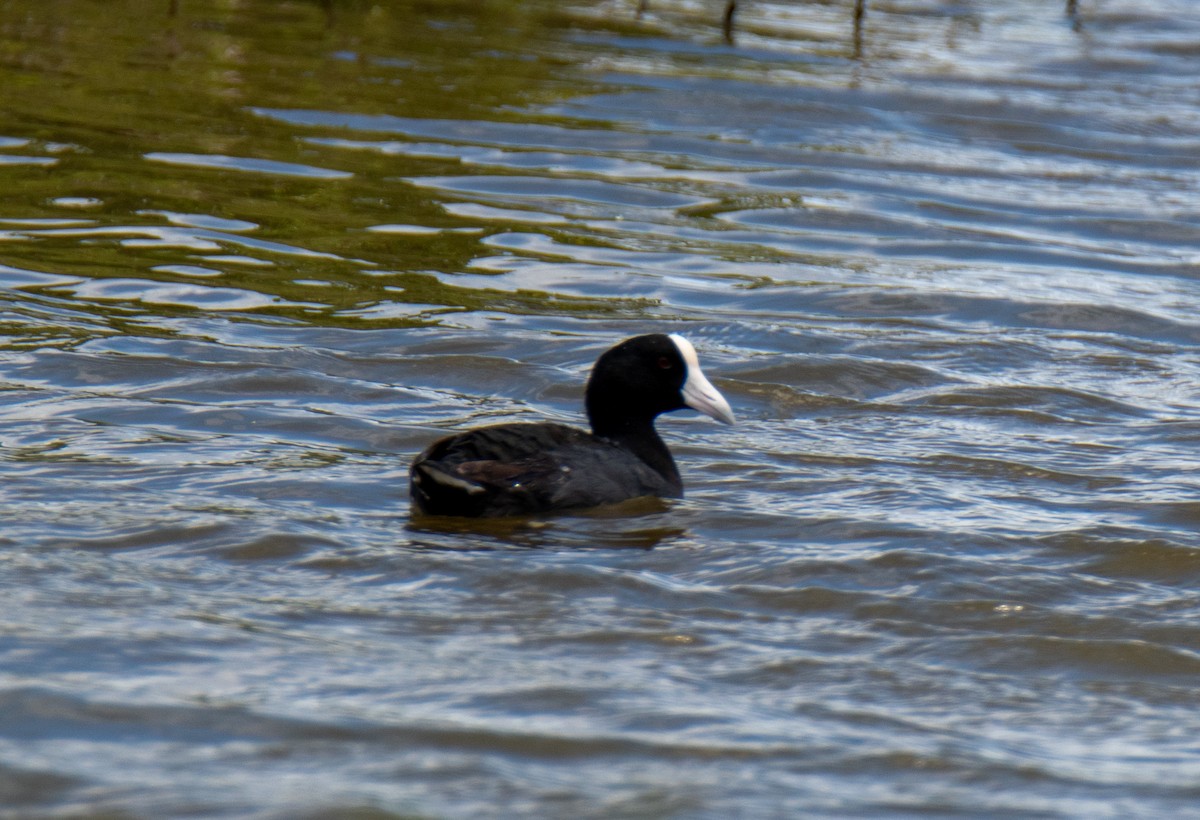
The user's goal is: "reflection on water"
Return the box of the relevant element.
[408,497,687,551]
[3,0,1200,816]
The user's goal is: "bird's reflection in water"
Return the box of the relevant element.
[407,496,689,551]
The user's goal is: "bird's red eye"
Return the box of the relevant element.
[658,356,673,369]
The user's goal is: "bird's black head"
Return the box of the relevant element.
[584,334,735,437]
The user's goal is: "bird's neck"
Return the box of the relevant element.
[589,412,681,487]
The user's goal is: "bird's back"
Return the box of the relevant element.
[409,422,681,517]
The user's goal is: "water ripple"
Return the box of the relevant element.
[3,0,1200,817]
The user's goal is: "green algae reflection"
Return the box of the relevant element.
[0,0,663,334]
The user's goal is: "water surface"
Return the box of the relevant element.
[3,0,1200,816]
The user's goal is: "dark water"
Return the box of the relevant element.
[3,0,1200,816]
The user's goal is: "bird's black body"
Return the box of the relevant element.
[410,422,680,518]
[409,334,734,518]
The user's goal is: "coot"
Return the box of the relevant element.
[410,333,735,517]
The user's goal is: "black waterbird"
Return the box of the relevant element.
[409,334,736,518]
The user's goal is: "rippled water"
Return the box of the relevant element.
[4,0,1200,816]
